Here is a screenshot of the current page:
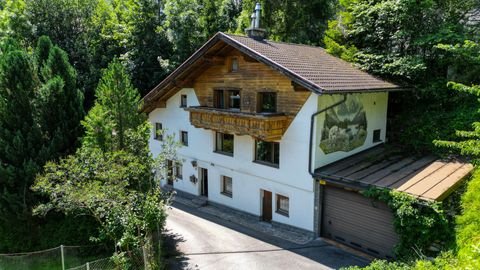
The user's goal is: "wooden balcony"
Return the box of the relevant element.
[185,107,289,141]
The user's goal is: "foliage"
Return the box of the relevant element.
[324,0,480,153]
[0,37,86,252]
[32,147,167,268]
[362,187,452,259]
[343,259,411,270]
[82,58,145,152]
[33,57,176,267]
[434,41,480,160]
[236,0,337,45]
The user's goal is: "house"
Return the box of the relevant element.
[142,4,473,259]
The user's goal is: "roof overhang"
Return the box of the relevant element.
[142,32,407,113]
[314,145,474,201]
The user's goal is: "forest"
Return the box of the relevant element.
[0,0,479,269]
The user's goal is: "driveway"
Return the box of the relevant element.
[164,203,369,270]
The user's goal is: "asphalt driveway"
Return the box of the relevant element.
[164,202,369,270]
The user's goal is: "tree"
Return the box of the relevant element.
[25,0,104,107]
[82,58,145,152]
[236,0,336,45]
[434,40,480,159]
[0,42,42,251]
[37,37,85,156]
[33,147,168,268]
[125,0,173,95]
[33,57,177,267]
[323,0,480,153]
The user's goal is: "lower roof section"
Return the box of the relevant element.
[314,145,474,201]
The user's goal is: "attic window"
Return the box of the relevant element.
[231,57,239,72]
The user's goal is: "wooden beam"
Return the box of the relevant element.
[202,55,225,65]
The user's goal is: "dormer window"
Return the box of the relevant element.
[231,57,239,72]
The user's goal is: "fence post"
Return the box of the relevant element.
[143,245,148,270]
[60,245,65,270]
[86,262,90,270]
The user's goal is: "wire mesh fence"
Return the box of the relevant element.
[0,244,117,270]
[0,246,62,270]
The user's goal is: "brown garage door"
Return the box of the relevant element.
[322,186,398,259]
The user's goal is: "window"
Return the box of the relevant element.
[174,163,183,180]
[258,92,277,113]
[221,176,233,197]
[255,140,280,167]
[276,194,289,216]
[231,57,239,72]
[166,160,174,185]
[214,89,241,110]
[180,94,187,107]
[215,132,234,155]
[373,129,382,143]
[154,123,163,141]
[180,131,188,146]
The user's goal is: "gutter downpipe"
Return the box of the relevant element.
[308,94,347,177]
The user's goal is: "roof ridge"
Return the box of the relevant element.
[224,32,327,50]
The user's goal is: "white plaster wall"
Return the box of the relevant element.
[148,89,319,231]
[313,92,388,169]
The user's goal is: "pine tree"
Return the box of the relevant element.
[0,44,42,250]
[38,38,84,157]
[82,58,145,152]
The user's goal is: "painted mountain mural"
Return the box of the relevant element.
[320,95,367,154]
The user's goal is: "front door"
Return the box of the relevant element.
[200,168,208,197]
[262,190,272,222]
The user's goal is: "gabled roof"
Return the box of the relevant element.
[142,32,404,112]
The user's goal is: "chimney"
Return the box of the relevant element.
[246,2,267,40]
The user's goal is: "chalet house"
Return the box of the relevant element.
[142,5,473,259]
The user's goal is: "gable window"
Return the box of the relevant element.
[254,140,280,167]
[215,132,234,155]
[258,92,277,113]
[180,131,188,146]
[154,123,163,141]
[221,176,233,197]
[174,163,183,180]
[214,89,241,110]
[231,57,239,72]
[180,94,187,108]
[276,194,289,217]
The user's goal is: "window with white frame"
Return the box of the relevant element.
[215,132,234,155]
[174,163,183,180]
[276,194,289,217]
[154,123,163,141]
[180,94,187,107]
[221,176,233,197]
[180,131,188,146]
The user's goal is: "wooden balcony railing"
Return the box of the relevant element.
[185,107,289,141]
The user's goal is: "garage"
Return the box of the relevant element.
[321,185,398,259]
[316,146,474,259]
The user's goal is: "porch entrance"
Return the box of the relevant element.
[200,168,209,197]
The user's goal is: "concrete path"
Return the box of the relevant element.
[164,203,369,270]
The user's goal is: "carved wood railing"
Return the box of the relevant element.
[185,107,288,141]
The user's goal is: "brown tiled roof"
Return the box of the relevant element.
[142,32,404,112]
[224,34,400,92]
[314,145,474,201]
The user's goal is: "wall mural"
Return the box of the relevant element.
[320,95,367,154]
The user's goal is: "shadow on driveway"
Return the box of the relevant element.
[163,202,370,269]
